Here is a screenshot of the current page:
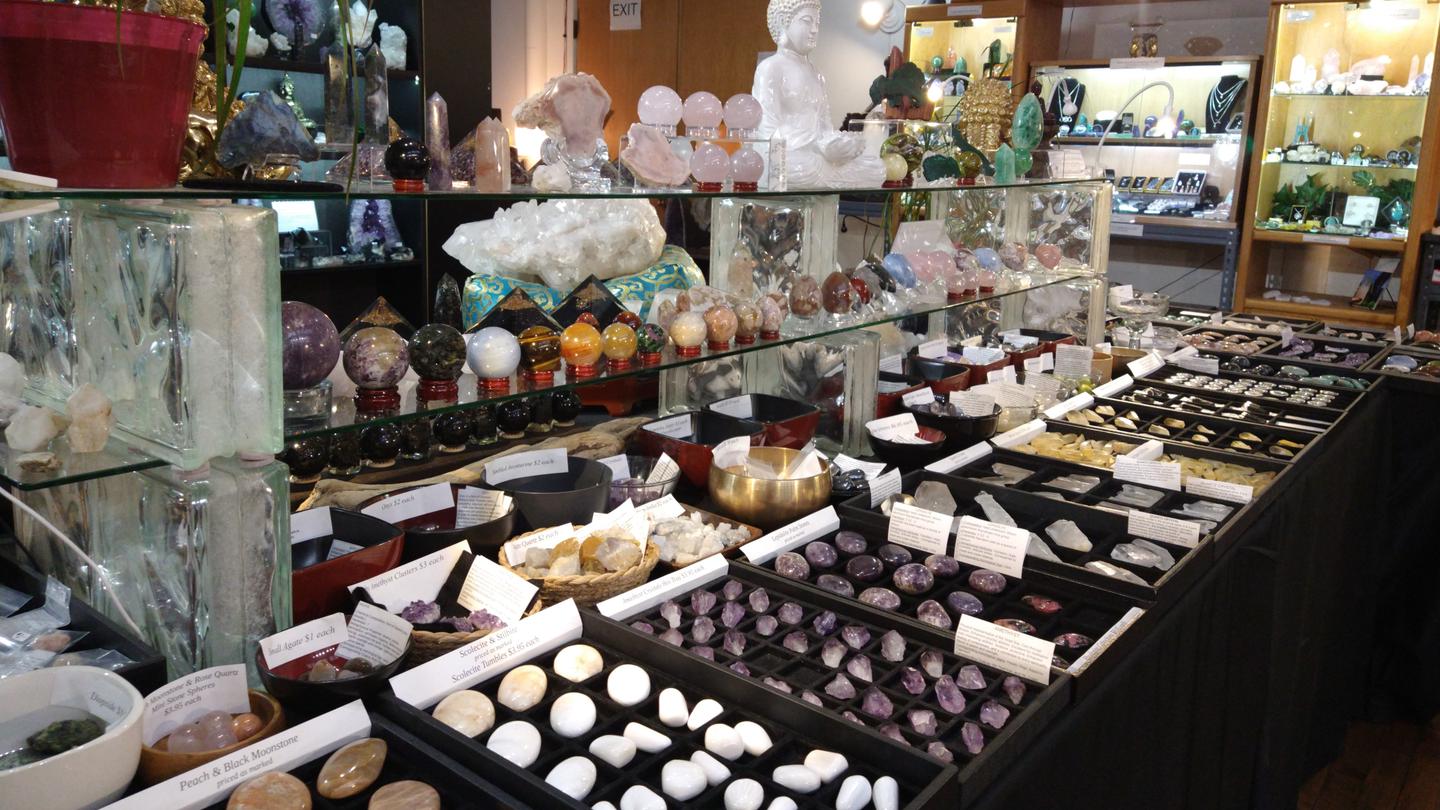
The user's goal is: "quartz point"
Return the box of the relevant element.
[956,665,986,690]
[1002,676,1026,704]
[755,615,778,636]
[691,616,716,644]
[846,654,873,682]
[860,687,893,719]
[961,722,986,755]
[812,610,838,636]
[1112,542,1163,569]
[909,708,938,736]
[846,625,875,651]
[425,92,453,190]
[1027,533,1062,562]
[747,588,770,613]
[777,602,804,624]
[1086,560,1149,585]
[720,600,746,628]
[877,722,906,743]
[1132,538,1176,570]
[975,493,1018,527]
[723,630,746,656]
[842,710,864,725]
[935,675,966,714]
[1045,519,1092,552]
[824,673,857,700]
[899,667,926,695]
[879,630,905,661]
[361,45,389,147]
[914,481,958,516]
[730,661,751,676]
[473,117,512,193]
[692,590,717,615]
[821,638,847,668]
[801,690,823,707]
[920,649,944,678]
[927,741,954,762]
[630,621,654,634]
[979,700,1011,729]
[722,580,745,600]
[693,645,715,661]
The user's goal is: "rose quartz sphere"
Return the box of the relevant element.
[730,147,766,183]
[724,94,763,131]
[690,143,731,184]
[683,91,724,130]
[638,86,684,126]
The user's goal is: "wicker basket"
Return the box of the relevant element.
[406,626,499,667]
[501,533,661,608]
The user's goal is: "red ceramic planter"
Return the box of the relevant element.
[702,394,820,450]
[635,411,766,488]
[290,508,404,623]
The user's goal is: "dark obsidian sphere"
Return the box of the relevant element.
[361,423,402,464]
[432,411,474,448]
[527,393,554,433]
[328,431,362,470]
[497,399,532,437]
[384,137,431,182]
[552,390,583,425]
[284,437,329,479]
[471,404,498,444]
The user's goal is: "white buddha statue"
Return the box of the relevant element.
[753,0,885,190]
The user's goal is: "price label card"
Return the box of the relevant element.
[947,3,981,15]
[455,487,511,529]
[741,506,841,563]
[866,413,921,441]
[1302,233,1350,246]
[597,556,729,619]
[1112,222,1144,237]
[869,469,903,507]
[1113,456,1182,491]
[708,395,754,419]
[645,414,694,439]
[992,420,1046,449]
[1093,375,1134,398]
[360,483,454,525]
[261,614,348,669]
[1053,344,1095,378]
[1127,351,1164,379]
[712,435,753,469]
[1023,356,1045,374]
[501,523,575,567]
[1067,606,1146,676]
[457,556,540,625]
[879,354,904,373]
[1125,439,1165,462]
[1128,510,1202,548]
[597,454,632,481]
[1109,56,1165,70]
[887,502,953,555]
[636,494,687,520]
[484,448,567,485]
[646,453,680,484]
[953,615,1053,684]
[925,442,993,474]
[1174,354,1220,375]
[1043,393,1094,421]
[986,367,1018,385]
[389,601,584,709]
[290,508,333,544]
[1185,478,1253,504]
[834,454,886,480]
[335,601,412,667]
[325,540,364,561]
[110,702,372,810]
[954,391,997,418]
[142,665,250,746]
[952,516,1028,578]
[917,339,948,358]
[902,387,936,408]
[348,541,469,612]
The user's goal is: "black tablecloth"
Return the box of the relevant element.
[970,384,1411,810]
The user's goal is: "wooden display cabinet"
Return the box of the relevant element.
[1235,0,1440,326]
[902,0,1063,103]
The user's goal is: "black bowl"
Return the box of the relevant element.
[906,400,1001,450]
[356,483,518,562]
[481,456,613,533]
[256,629,411,720]
[867,425,952,471]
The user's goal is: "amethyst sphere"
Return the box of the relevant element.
[282,301,340,390]
[343,327,410,389]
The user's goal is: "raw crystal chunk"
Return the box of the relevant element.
[777,602,804,625]
[979,700,1010,729]
[1086,560,1150,585]
[620,123,691,186]
[1002,676,1026,704]
[691,616,716,644]
[783,631,809,653]
[1045,520,1092,552]
[514,73,612,160]
[5,406,64,452]
[631,621,654,634]
[1112,484,1164,508]
[909,709,938,736]
[1027,533,1061,562]
[975,493,1017,527]
[65,384,113,453]
[660,629,684,646]
[934,675,966,714]
[722,580,745,600]
[916,600,951,629]
[801,690,823,707]
[755,615,779,636]
[914,481,958,516]
[927,741,954,762]
[216,91,320,169]
[860,588,901,609]
[723,630,746,656]
[747,588,771,613]
[842,710,864,725]
[692,590,717,616]
[720,600,746,628]
[846,655,873,682]
[730,662,751,676]
[877,544,913,566]
[877,723,906,743]
[775,552,811,580]
[879,630,905,661]
[920,650,944,678]
[1112,542,1163,569]
[1133,538,1176,570]
[763,676,792,693]
[835,531,868,555]
[812,610,838,636]
[838,626,869,651]
[660,601,682,628]
[990,463,1032,484]
[693,646,715,661]
[805,541,839,568]
[860,687,893,719]
[956,665,986,690]
[821,638,847,668]
[961,722,986,755]
[899,667,926,695]
[968,570,1007,594]
[825,673,858,699]
[946,591,984,616]
[817,575,855,597]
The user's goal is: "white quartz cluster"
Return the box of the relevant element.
[650,512,752,566]
[442,198,665,290]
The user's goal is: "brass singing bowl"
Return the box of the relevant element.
[708,446,832,530]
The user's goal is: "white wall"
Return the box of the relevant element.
[812,0,909,126]
[491,0,571,163]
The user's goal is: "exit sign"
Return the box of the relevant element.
[611,1,641,30]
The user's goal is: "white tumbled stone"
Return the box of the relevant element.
[836,775,873,810]
[873,776,900,810]
[607,663,652,706]
[803,749,849,783]
[432,690,495,737]
[704,723,744,761]
[620,785,666,810]
[734,720,773,755]
[658,687,689,727]
[588,735,637,768]
[690,750,731,785]
[766,800,797,810]
[592,803,617,810]
[486,720,542,768]
[686,698,724,730]
[723,778,765,810]
[553,644,605,682]
[622,722,671,753]
[772,764,822,793]
[660,760,707,801]
[545,756,597,800]
[549,692,597,738]
[496,664,548,711]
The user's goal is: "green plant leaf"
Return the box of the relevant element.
[219,0,253,130]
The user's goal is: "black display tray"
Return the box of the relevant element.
[1113,380,1342,433]
[1316,323,1393,343]
[197,713,524,810]
[1252,333,1385,371]
[1207,312,1321,333]
[732,523,1149,692]
[839,469,1214,603]
[1366,343,1440,377]
[1177,325,1282,355]
[613,564,1070,806]
[1060,399,1314,463]
[0,561,167,695]
[1020,420,1290,485]
[1154,360,1369,405]
[380,612,960,809]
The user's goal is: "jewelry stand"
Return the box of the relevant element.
[1206,76,1246,134]
[1047,77,1086,127]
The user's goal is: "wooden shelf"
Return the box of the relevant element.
[1241,294,1397,326]
[1053,136,1221,148]
[1116,214,1238,231]
[1250,229,1407,253]
[1030,55,1261,68]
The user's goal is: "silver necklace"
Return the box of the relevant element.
[1058,79,1080,116]
[1209,79,1243,122]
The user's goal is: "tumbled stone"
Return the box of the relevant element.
[497,665,548,711]
[956,665,986,690]
[924,555,961,578]
[623,722,672,753]
[817,575,855,597]
[846,555,885,582]
[834,531,868,555]
[877,544,913,566]
[368,781,440,810]
[661,760,707,801]
[947,591,984,616]
[879,630,905,661]
[227,772,312,809]
[1021,595,1062,614]
[812,610,838,636]
[775,552,811,581]
[860,687,893,719]
[804,541,839,568]
[846,654,873,682]
[621,785,666,810]
[433,690,495,737]
[893,563,934,595]
[874,776,900,810]
[844,626,873,651]
[1054,632,1092,649]
[589,734,638,768]
[705,724,745,760]
[735,721,772,755]
[317,737,387,799]
[968,570,1007,594]
[859,588,901,610]
[65,384,113,453]
[545,756,598,800]
[607,663,652,706]
[550,692,597,738]
[553,644,604,682]
[773,764,822,793]
[1003,676,1026,704]
[803,749,849,782]
[691,750,731,785]
[916,600,951,629]
[723,778,764,810]
[720,600,746,628]
[934,675,966,714]
[994,618,1036,635]
[487,721,541,767]
[980,700,1010,729]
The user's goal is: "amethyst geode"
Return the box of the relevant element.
[282,301,340,389]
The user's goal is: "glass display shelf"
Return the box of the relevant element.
[0,436,166,492]
[1052,136,1223,148]
[0,177,1098,203]
[286,274,1089,441]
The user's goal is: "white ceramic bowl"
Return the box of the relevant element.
[0,666,144,810]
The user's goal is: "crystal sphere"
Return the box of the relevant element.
[683,91,724,130]
[468,326,521,379]
[638,86,684,126]
[670,312,707,349]
[383,136,430,182]
[561,323,604,368]
[637,323,667,354]
[519,325,561,373]
[602,323,638,362]
[281,301,340,390]
[883,153,909,182]
[409,323,466,381]
[730,147,765,184]
[734,302,761,339]
[343,327,409,389]
[690,143,731,184]
[724,93,763,131]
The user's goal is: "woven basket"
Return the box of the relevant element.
[405,626,499,667]
[502,533,661,608]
